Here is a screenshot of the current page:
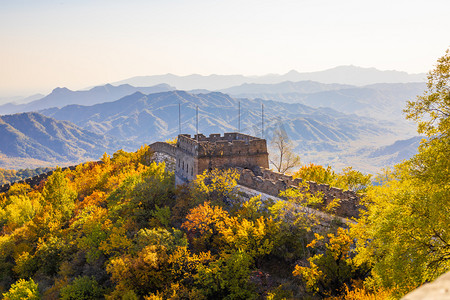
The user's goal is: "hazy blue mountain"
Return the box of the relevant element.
[224,82,426,120]
[112,74,248,91]
[0,83,174,115]
[40,91,388,155]
[112,66,426,90]
[0,90,420,173]
[368,136,423,163]
[0,94,45,106]
[220,81,353,95]
[0,112,118,169]
[276,66,425,86]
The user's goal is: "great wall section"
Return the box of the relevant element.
[1,133,362,220]
[135,133,362,219]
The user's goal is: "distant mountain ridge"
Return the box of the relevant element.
[220,81,353,95]
[0,112,117,169]
[224,82,426,120]
[37,89,421,173]
[40,90,388,154]
[112,65,426,90]
[0,65,426,172]
[0,83,174,115]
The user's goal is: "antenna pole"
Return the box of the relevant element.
[178,102,181,135]
[238,101,241,133]
[261,103,264,138]
[196,105,199,141]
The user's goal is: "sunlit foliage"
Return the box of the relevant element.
[1,49,448,300]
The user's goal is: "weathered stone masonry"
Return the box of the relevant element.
[237,167,362,219]
[174,133,269,185]
[150,132,362,219]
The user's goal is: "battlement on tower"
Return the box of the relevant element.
[177,133,268,157]
[175,133,269,184]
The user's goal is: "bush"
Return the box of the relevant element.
[60,276,103,300]
[2,278,40,300]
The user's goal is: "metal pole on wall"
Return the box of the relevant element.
[178,102,181,135]
[238,101,241,133]
[261,103,264,138]
[196,105,199,141]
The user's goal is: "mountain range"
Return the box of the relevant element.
[0,112,116,169]
[0,80,425,123]
[221,81,426,120]
[0,90,420,172]
[0,66,426,172]
[40,90,387,151]
[112,66,426,90]
[0,83,174,115]
[36,90,419,172]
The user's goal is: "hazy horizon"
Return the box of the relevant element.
[0,65,427,103]
[1,0,449,97]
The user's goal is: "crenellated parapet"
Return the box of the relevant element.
[237,167,363,219]
[174,133,269,185]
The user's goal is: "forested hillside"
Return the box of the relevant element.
[0,167,53,185]
[0,139,378,299]
[0,48,447,300]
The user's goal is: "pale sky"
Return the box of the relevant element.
[1,0,449,97]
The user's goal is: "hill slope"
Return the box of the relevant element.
[0,112,117,169]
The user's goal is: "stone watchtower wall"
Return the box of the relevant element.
[175,133,269,184]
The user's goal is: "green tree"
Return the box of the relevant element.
[191,168,240,206]
[353,49,450,297]
[195,251,257,300]
[293,228,366,296]
[60,276,103,300]
[42,167,76,222]
[334,167,372,193]
[405,49,450,137]
[294,163,336,185]
[2,278,40,300]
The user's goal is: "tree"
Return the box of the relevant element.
[181,202,231,252]
[293,163,336,184]
[2,278,40,300]
[405,49,450,137]
[60,276,103,300]
[269,127,301,174]
[191,168,240,206]
[42,167,76,222]
[335,167,372,193]
[195,251,257,299]
[293,228,363,296]
[352,49,450,297]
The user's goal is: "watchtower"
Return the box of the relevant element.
[175,132,269,185]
